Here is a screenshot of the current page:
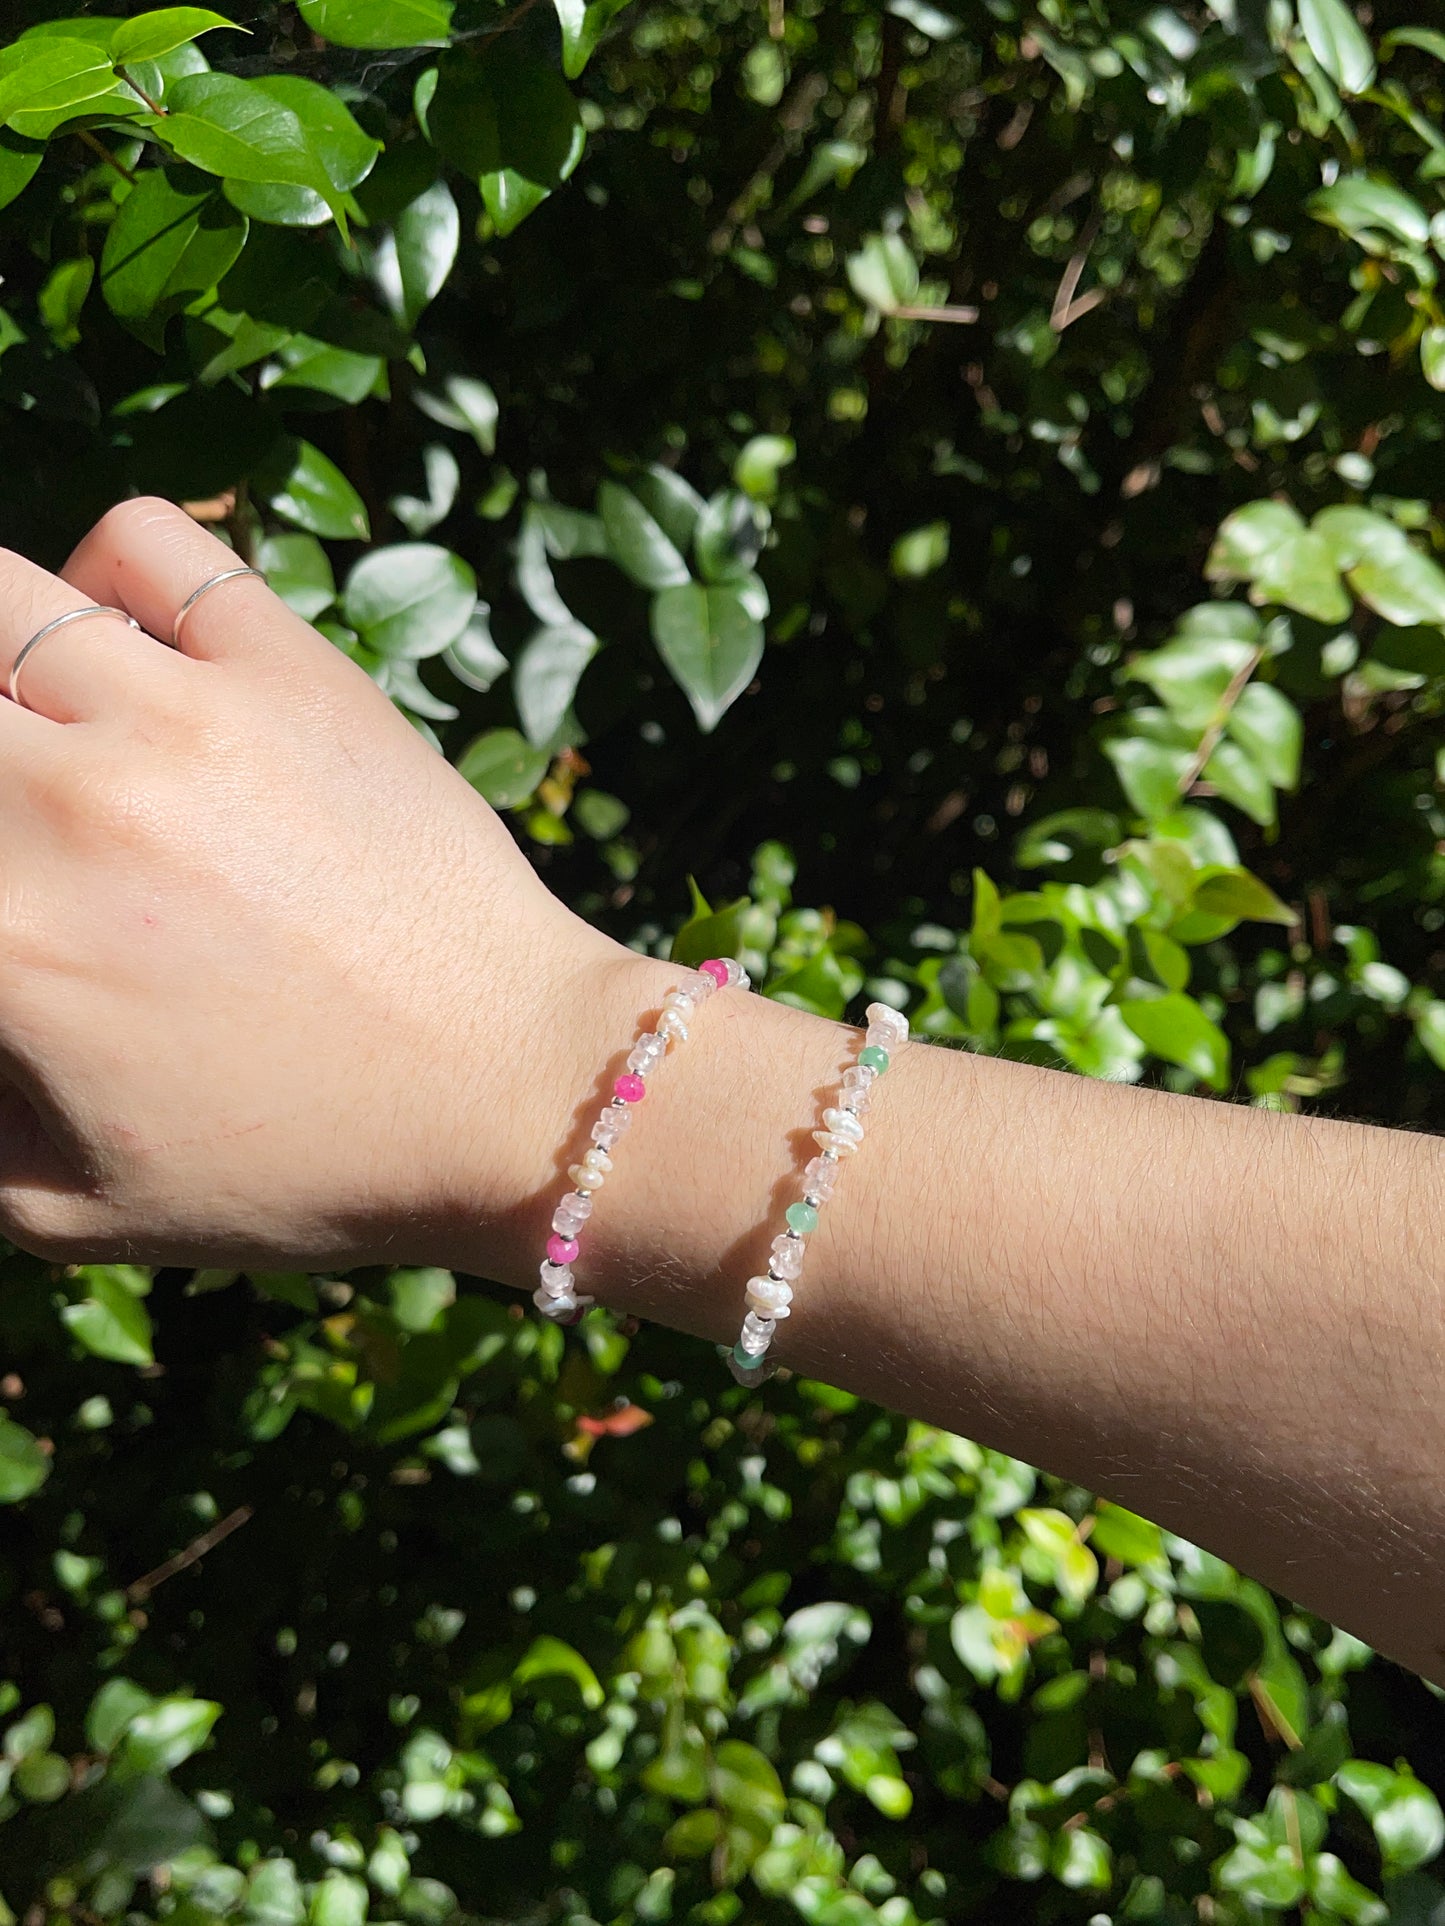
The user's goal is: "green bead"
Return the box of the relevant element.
[859,1044,890,1073]
[733,1341,759,1370]
[786,1201,819,1235]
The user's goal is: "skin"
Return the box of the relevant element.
[1,498,1442,1686]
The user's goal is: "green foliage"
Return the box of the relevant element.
[4,0,1445,1916]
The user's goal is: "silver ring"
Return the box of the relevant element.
[171,567,262,649]
[9,606,141,711]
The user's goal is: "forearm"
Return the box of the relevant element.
[440,943,1445,1685]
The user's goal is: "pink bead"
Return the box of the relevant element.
[547,1234,579,1265]
[699,959,730,988]
[614,1073,646,1103]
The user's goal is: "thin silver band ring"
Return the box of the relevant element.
[9,606,141,711]
[171,567,263,649]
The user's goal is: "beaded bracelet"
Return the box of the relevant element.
[535,955,751,1325]
[727,1000,909,1384]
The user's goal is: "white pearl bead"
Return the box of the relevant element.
[865,1002,908,1046]
[812,1129,858,1157]
[745,1275,792,1318]
[568,1162,606,1191]
[535,1284,577,1318]
[657,1008,689,1043]
[581,1147,613,1175]
[822,1107,865,1142]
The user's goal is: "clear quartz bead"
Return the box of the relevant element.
[592,1108,632,1148]
[627,1034,666,1075]
[740,1310,775,1353]
[843,1064,877,1092]
[822,1106,865,1142]
[803,1156,839,1200]
[720,958,750,991]
[689,969,717,999]
[770,1233,805,1281]
[534,1284,578,1318]
[812,1129,858,1157]
[552,1193,593,1234]
[838,1085,869,1115]
[746,1275,792,1318]
[538,1260,573,1295]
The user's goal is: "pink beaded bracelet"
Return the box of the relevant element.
[534,956,751,1325]
[726,1000,910,1384]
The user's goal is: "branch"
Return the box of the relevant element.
[127,1504,254,1600]
[1178,644,1265,797]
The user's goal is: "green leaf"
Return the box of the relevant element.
[0,1415,49,1503]
[513,621,598,747]
[1422,327,1445,392]
[671,893,750,969]
[1310,175,1430,249]
[733,433,795,503]
[387,180,459,325]
[1189,867,1295,927]
[651,581,765,732]
[1417,1001,1445,1072]
[342,542,476,658]
[1104,735,1193,820]
[61,1268,155,1366]
[890,520,950,579]
[553,0,631,78]
[267,335,383,403]
[1339,1763,1445,1874]
[427,46,584,237]
[222,75,380,227]
[1226,683,1302,790]
[259,532,336,621]
[1383,26,1445,61]
[1297,0,1375,94]
[87,1678,156,1753]
[298,0,454,50]
[0,38,117,130]
[1088,1502,1163,1566]
[259,438,370,542]
[110,8,235,65]
[1206,499,1307,581]
[101,167,249,349]
[846,232,920,314]
[0,131,43,213]
[1205,737,1277,826]
[1250,529,1350,623]
[1119,993,1230,1089]
[116,1696,221,1776]
[599,479,691,589]
[390,442,460,536]
[310,1873,369,1926]
[38,255,93,349]
[154,73,347,231]
[457,728,548,808]
[1348,543,1445,626]
[444,608,508,691]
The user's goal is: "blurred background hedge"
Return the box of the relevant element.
[4,0,1445,1918]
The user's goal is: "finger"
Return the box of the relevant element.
[62,497,340,674]
[0,542,188,727]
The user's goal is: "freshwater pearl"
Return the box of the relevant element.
[822,1107,865,1143]
[568,1162,605,1191]
[657,1007,689,1043]
[745,1275,792,1318]
[812,1129,858,1157]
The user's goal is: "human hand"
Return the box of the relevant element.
[0,497,625,1274]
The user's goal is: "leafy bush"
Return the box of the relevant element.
[3,0,1445,1918]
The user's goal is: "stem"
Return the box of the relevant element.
[117,66,166,115]
[1177,644,1265,798]
[77,130,137,183]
